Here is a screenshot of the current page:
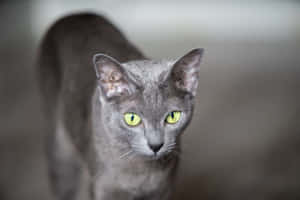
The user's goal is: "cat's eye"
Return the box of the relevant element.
[165,111,181,124]
[124,112,141,126]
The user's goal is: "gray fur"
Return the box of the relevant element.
[36,13,203,200]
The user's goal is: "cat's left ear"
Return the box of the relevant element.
[171,48,204,97]
[93,54,136,99]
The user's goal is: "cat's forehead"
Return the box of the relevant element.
[122,59,175,85]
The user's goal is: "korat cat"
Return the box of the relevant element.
[37,13,204,200]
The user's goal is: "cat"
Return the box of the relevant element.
[36,13,204,200]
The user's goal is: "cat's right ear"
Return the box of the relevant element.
[93,54,135,100]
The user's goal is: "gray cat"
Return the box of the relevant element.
[36,13,204,200]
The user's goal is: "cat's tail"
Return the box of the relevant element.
[36,25,61,117]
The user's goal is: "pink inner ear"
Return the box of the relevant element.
[103,80,130,98]
[99,66,121,82]
[98,65,131,98]
[173,71,186,89]
[174,69,198,94]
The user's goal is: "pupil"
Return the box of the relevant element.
[171,112,174,118]
[131,115,134,121]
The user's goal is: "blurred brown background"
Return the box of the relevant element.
[0,0,300,199]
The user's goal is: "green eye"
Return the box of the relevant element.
[166,111,181,124]
[124,112,141,126]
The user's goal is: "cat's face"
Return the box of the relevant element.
[93,49,204,159]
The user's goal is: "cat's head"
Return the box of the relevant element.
[93,49,204,159]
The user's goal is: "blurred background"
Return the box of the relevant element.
[0,0,300,199]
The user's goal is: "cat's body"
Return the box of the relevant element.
[37,13,203,200]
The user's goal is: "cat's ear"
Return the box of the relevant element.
[93,54,135,99]
[171,48,204,97]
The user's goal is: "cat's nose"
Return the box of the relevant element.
[148,142,164,153]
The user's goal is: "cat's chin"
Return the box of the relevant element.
[139,152,176,161]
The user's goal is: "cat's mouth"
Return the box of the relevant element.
[147,151,179,162]
[127,141,179,160]
[136,149,176,161]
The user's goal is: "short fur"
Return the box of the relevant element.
[36,13,203,200]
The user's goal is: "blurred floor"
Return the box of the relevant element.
[0,1,300,200]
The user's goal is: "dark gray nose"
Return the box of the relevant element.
[148,142,163,153]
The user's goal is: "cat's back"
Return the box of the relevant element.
[47,12,144,64]
[37,13,144,112]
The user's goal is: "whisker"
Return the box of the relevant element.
[131,146,147,152]
[131,144,143,148]
[132,148,148,155]
[166,145,178,151]
[166,145,177,150]
[166,146,181,155]
[119,150,133,159]
[167,143,176,147]
[131,143,143,146]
